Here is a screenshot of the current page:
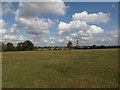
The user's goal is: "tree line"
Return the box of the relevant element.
[67,41,120,50]
[0,41,119,52]
[1,40,34,52]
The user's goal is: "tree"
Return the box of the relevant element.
[99,45,106,49]
[0,42,3,52]
[67,41,72,50]
[2,43,7,51]
[16,43,24,51]
[6,42,15,51]
[23,40,34,51]
[90,45,98,49]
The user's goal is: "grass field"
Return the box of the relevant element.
[2,49,118,88]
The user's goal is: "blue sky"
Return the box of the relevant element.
[1,2,118,46]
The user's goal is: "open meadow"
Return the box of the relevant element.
[2,49,118,88]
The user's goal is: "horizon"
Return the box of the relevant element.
[1,40,119,47]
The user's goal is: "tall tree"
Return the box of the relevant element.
[16,43,24,51]
[90,45,98,49]
[2,43,7,51]
[67,41,73,50]
[6,42,15,51]
[23,40,34,51]
[0,42,2,52]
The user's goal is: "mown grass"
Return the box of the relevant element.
[2,49,118,88]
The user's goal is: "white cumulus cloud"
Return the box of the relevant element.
[15,1,67,37]
[16,1,67,19]
[16,17,54,35]
[58,20,89,35]
[0,19,7,35]
[72,11,110,24]
[86,25,104,34]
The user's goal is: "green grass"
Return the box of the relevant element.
[2,49,118,88]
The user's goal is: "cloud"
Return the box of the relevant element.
[106,30,118,38]
[2,2,14,16]
[57,11,114,46]
[14,1,67,37]
[3,34,26,41]
[89,30,118,45]
[0,29,7,35]
[2,2,117,46]
[31,36,67,46]
[86,25,104,34]
[72,11,110,24]
[57,18,105,46]
[58,21,104,35]
[12,1,68,45]
[0,4,2,17]
[69,30,118,46]
[15,17,54,35]
[0,19,7,35]
[57,11,107,44]
[11,1,68,45]
[0,19,6,28]
[16,1,67,19]
[58,20,89,35]
[0,19,26,44]
[45,36,82,46]
[70,31,92,40]
[2,34,27,45]
[0,20,20,35]
[0,18,53,45]
[8,24,20,34]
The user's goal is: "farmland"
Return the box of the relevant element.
[2,49,118,88]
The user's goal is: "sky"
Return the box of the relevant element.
[0,1,119,46]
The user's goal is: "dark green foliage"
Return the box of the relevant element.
[6,42,15,51]
[2,43,7,51]
[0,42,2,51]
[16,40,34,51]
[2,40,34,52]
[89,45,98,49]
[34,46,38,51]
[98,45,107,49]
[67,41,72,50]
[23,40,34,51]
[16,43,24,51]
